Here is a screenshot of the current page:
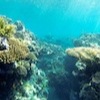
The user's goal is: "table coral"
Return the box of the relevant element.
[66,47,100,63]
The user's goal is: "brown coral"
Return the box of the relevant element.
[0,17,16,37]
[66,47,100,63]
[0,38,29,63]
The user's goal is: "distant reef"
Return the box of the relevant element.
[0,16,100,100]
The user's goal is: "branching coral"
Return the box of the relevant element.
[66,47,100,63]
[0,17,16,38]
[0,38,29,63]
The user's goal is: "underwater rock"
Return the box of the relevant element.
[14,66,48,100]
[0,37,9,50]
[91,72,100,84]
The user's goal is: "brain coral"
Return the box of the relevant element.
[0,16,16,37]
[0,38,29,63]
[66,47,100,63]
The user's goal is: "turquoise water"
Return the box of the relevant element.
[0,0,100,39]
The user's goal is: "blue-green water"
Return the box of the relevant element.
[0,0,100,39]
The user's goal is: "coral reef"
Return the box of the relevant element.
[0,16,48,100]
[2,15,100,100]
